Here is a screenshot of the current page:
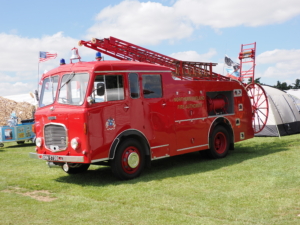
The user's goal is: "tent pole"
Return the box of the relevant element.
[268,95,281,139]
[275,120,281,139]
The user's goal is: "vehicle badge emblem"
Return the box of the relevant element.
[106,118,116,130]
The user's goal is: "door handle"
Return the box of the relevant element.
[124,106,130,109]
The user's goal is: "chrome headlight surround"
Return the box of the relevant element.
[71,138,81,150]
[36,137,43,147]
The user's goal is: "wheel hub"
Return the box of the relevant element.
[215,132,226,154]
[127,152,139,168]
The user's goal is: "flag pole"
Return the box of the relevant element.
[37,63,40,91]
[37,51,40,91]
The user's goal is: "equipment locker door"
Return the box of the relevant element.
[173,90,209,154]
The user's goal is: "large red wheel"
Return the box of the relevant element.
[207,126,229,159]
[246,83,269,134]
[111,138,145,180]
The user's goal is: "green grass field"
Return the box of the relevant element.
[1,135,300,225]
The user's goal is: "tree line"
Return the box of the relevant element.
[247,78,300,91]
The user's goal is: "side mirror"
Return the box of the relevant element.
[34,90,39,101]
[96,83,105,96]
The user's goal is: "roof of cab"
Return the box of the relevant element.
[42,60,171,79]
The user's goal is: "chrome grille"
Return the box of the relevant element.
[44,124,67,151]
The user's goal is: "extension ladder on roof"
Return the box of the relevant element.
[79,36,230,81]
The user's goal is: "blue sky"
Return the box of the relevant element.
[0,0,300,96]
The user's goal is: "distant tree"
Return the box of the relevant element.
[247,77,261,84]
[281,82,288,90]
[275,81,292,91]
[276,81,281,88]
[292,79,300,89]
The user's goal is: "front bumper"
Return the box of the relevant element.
[29,152,84,163]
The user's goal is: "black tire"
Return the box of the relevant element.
[17,141,25,145]
[207,126,229,159]
[62,163,90,174]
[111,138,145,180]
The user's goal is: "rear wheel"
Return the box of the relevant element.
[207,126,229,159]
[111,138,145,180]
[62,163,90,174]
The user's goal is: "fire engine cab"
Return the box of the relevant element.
[29,37,254,180]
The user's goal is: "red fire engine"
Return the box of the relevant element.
[29,37,255,180]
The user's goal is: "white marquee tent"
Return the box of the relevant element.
[255,86,300,137]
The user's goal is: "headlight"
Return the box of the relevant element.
[71,138,81,150]
[36,137,43,147]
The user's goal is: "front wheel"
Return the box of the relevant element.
[61,163,90,174]
[207,126,229,159]
[111,138,145,180]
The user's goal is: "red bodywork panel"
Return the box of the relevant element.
[34,60,254,164]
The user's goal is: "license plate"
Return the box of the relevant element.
[42,155,59,161]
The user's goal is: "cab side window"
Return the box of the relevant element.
[142,75,162,98]
[129,73,140,99]
[93,75,124,102]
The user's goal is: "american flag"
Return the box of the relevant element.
[39,51,57,62]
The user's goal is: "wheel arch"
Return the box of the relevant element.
[109,129,151,160]
[208,117,234,150]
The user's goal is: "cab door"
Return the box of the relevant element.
[127,73,144,130]
[141,74,170,159]
[88,74,129,161]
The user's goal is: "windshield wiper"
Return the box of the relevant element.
[59,72,75,91]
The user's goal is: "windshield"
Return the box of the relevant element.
[39,76,59,107]
[58,73,89,105]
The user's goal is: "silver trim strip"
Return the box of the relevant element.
[91,158,109,163]
[151,144,169,149]
[109,138,120,160]
[208,113,235,118]
[95,70,171,73]
[109,129,151,159]
[151,155,170,160]
[177,144,208,152]
[175,117,206,123]
[29,152,84,162]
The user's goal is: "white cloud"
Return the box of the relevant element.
[170,49,217,62]
[86,0,300,45]
[86,0,193,45]
[174,0,300,28]
[256,49,300,84]
[257,49,300,65]
[0,32,92,72]
[0,82,36,96]
[0,32,96,96]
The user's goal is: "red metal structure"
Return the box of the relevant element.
[29,36,255,180]
[79,37,230,81]
[239,42,269,133]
